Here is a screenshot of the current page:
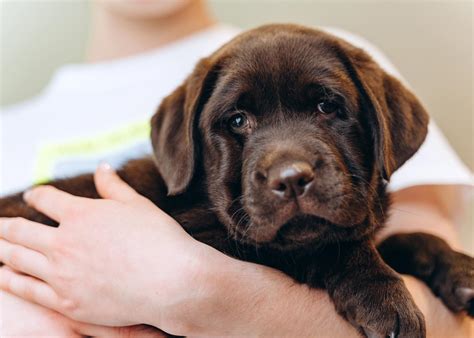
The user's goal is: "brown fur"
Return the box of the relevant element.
[1,24,473,337]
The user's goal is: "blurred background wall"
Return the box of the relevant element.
[1,0,472,250]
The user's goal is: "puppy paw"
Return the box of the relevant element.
[378,232,474,317]
[334,277,426,338]
[431,251,474,316]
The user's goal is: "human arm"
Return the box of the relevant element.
[377,185,469,249]
[0,166,471,337]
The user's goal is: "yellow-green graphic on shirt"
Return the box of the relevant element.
[34,120,151,184]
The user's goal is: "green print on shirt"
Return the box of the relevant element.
[33,120,151,184]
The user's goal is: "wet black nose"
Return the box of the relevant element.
[266,161,314,198]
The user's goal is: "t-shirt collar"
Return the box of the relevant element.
[42,24,239,95]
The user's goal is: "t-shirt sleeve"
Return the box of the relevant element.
[389,121,473,191]
[322,26,473,192]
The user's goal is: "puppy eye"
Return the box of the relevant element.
[317,101,339,115]
[228,112,250,133]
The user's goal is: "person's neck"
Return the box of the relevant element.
[86,1,216,63]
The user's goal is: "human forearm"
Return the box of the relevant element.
[211,262,357,337]
[402,275,473,338]
[152,248,359,337]
[376,185,466,249]
[156,249,471,338]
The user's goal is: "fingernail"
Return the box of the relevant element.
[0,219,6,235]
[23,189,32,201]
[99,162,113,172]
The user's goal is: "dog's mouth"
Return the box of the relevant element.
[272,214,339,247]
[278,214,334,235]
[233,212,344,249]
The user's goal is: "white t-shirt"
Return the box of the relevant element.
[0,25,471,196]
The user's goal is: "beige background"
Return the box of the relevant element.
[0,0,472,251]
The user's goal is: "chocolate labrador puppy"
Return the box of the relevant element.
[1,24,473,337]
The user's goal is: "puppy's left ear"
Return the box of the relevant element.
[339,43,429,180]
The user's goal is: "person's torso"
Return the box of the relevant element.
[0,25,240,195]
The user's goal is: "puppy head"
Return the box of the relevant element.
[151,24,429,250]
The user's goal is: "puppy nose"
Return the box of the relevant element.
[267,161,314,198]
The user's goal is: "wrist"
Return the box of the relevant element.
[139,241,235,335]
[177,245,248,335]
[154,244,276,336]
[402,275,473,337]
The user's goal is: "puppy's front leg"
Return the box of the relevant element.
[0,157,167,226]
[321,241,425,338]
[378,232,474,316]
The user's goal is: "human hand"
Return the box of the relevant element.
[0,277,80,337]
[0,163,219,334]
[0,282,167,338]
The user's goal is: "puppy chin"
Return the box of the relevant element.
[240,212,317,246]
[244,223,281,243]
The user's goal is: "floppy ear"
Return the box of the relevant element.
[339,44,429,180]
[150,57,221,195]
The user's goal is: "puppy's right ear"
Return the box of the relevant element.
[151,57,221,195]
